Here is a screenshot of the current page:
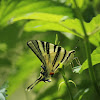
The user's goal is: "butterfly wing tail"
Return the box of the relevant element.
[26,77,41,91]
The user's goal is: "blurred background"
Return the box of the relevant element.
[0,0,100,100]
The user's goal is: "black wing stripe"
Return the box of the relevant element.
[54,50,67,71]
[32,40,42,55]
[27,42,43,64]
[54,64,60,70]
[65,50,75,61]
[33,40,45,62]
[28,40,46,66]
[41,41,45,52]
[54,45,57,52]
[60,50,66,63]
[54,50,66,71]
[65,51,74,61]
[52,47,61,67]
[46,42,49,54]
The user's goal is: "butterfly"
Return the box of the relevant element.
[26,40,75,91]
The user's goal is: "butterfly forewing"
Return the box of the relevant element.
[27,40,47,66]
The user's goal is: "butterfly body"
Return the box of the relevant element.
[26,40,75,91]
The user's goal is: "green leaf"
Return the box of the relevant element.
[70,0,84,8]
[89,32,100,47]
[22,17,83,38]
[79,47,100,73]
[62,14,100,39]
[85,15,100,36]
[12,12,82,37]
[58,81,65,91]
[74,88,89,100]
[58,80,76,92]
[0,0,73,27]
[78,88,89,100]
[13,12,63,23]
[68,80,76,87]
[13,12,100,46]
[1,0,100,46]
[88,14,100,46]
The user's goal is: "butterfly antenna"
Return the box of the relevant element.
[73,40,79,50]
[26,77,41,91]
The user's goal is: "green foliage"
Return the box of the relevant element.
[0,0,100,100]
[80,47,100,73]
[73,43,100,74]
[13,13,100,46]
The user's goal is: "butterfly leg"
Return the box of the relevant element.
[73,57,81,66]
[70,61,74,68]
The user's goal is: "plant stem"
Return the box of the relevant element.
[73,0,100,96]
[59,66,74,100]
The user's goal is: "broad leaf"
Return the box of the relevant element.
[13,13,100,46]
[80,47,100,73]
[0,0,73,27]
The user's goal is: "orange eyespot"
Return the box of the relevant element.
[49,72,54,75]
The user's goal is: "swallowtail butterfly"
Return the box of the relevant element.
[26,40,75,91]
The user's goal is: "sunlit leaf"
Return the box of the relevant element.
[13,12,100,46]
[79,47,100,73]
[0,0,73,27]
[58,81,65,91]
[68,80,76,87]
[13,12,63,23]
[70,0,84,8]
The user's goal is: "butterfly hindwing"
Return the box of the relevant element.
[52,47,69,72]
